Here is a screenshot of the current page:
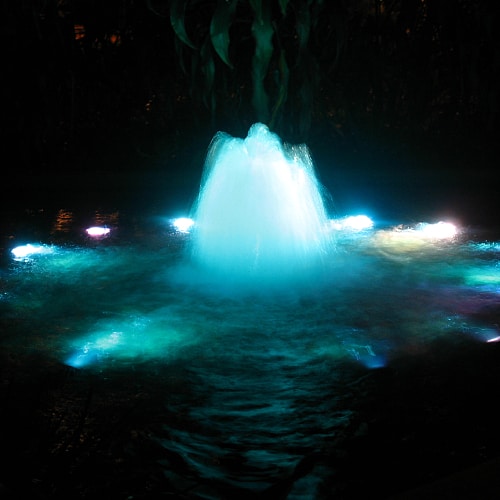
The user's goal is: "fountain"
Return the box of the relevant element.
[2,128,500,499]
[188,123,333,290]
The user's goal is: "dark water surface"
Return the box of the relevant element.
[1,198,500,498]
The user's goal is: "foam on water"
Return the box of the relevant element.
[189,123,333,288]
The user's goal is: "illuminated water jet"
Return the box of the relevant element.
[189,123,333,287]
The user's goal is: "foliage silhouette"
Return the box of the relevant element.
[3,0,499,171]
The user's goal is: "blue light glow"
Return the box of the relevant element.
[343,342,387,369]
[189,123,333,286]
[63,312,197,369]
[11,243,55,261]
[464,269,500,288]
[331,215,374,231]
[461,324,500,343]
[65,331,122,368]
[172,217,195,233]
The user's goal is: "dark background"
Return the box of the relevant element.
[2,0,499,225]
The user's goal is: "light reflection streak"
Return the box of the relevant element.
[51,209,74,234]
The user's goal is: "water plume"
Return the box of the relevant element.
[189,123,333,289]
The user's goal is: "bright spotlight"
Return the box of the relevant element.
[415,221,457,239]
[343,215,374,231]
[65,343,97,368]
[331,215,374,231]
[86,226,111,237]
[65,331,123,368]
[172,217,194,233]
[373,220,459,253]
[11,243,54,261]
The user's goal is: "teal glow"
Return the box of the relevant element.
[2,123,499,496]
[64,315,196,368]
[11,243,55,261]
[464,269,500,287]
[189,123,333,287]
[343,342,387,369]
[331,214,374,231]
[3,202,498,376]
[172,217,195,233]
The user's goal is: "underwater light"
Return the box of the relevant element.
[63,319,194,369]
[372,220,458,253]
[65,331,123,368]
[415,221,457,239]
[465,326,500,343]
[464,270,500,287]
[11,243,54,260]
[172,217,194,233]
[344,342,387,369]
[331,215,374,231]
[65,342,98,368]
[86,226,111,237]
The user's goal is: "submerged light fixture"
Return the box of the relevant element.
[11,243,55,261]
[330,214,374,231]
[414,221,457,239]
[86,226,111,237]
[172,217,195,233]
[372,220,459,253]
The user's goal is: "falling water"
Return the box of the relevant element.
[189,123,333,289]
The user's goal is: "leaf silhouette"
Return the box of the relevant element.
[170,0,196,49]
[278,0,289,16]
[210,0,238,68]
[249,0,274,122]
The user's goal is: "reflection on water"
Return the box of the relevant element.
[51,208,74,233]
[1,208,499,497]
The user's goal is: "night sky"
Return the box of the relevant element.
[2,0,499,225]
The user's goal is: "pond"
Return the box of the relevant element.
[1,204,499,499]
